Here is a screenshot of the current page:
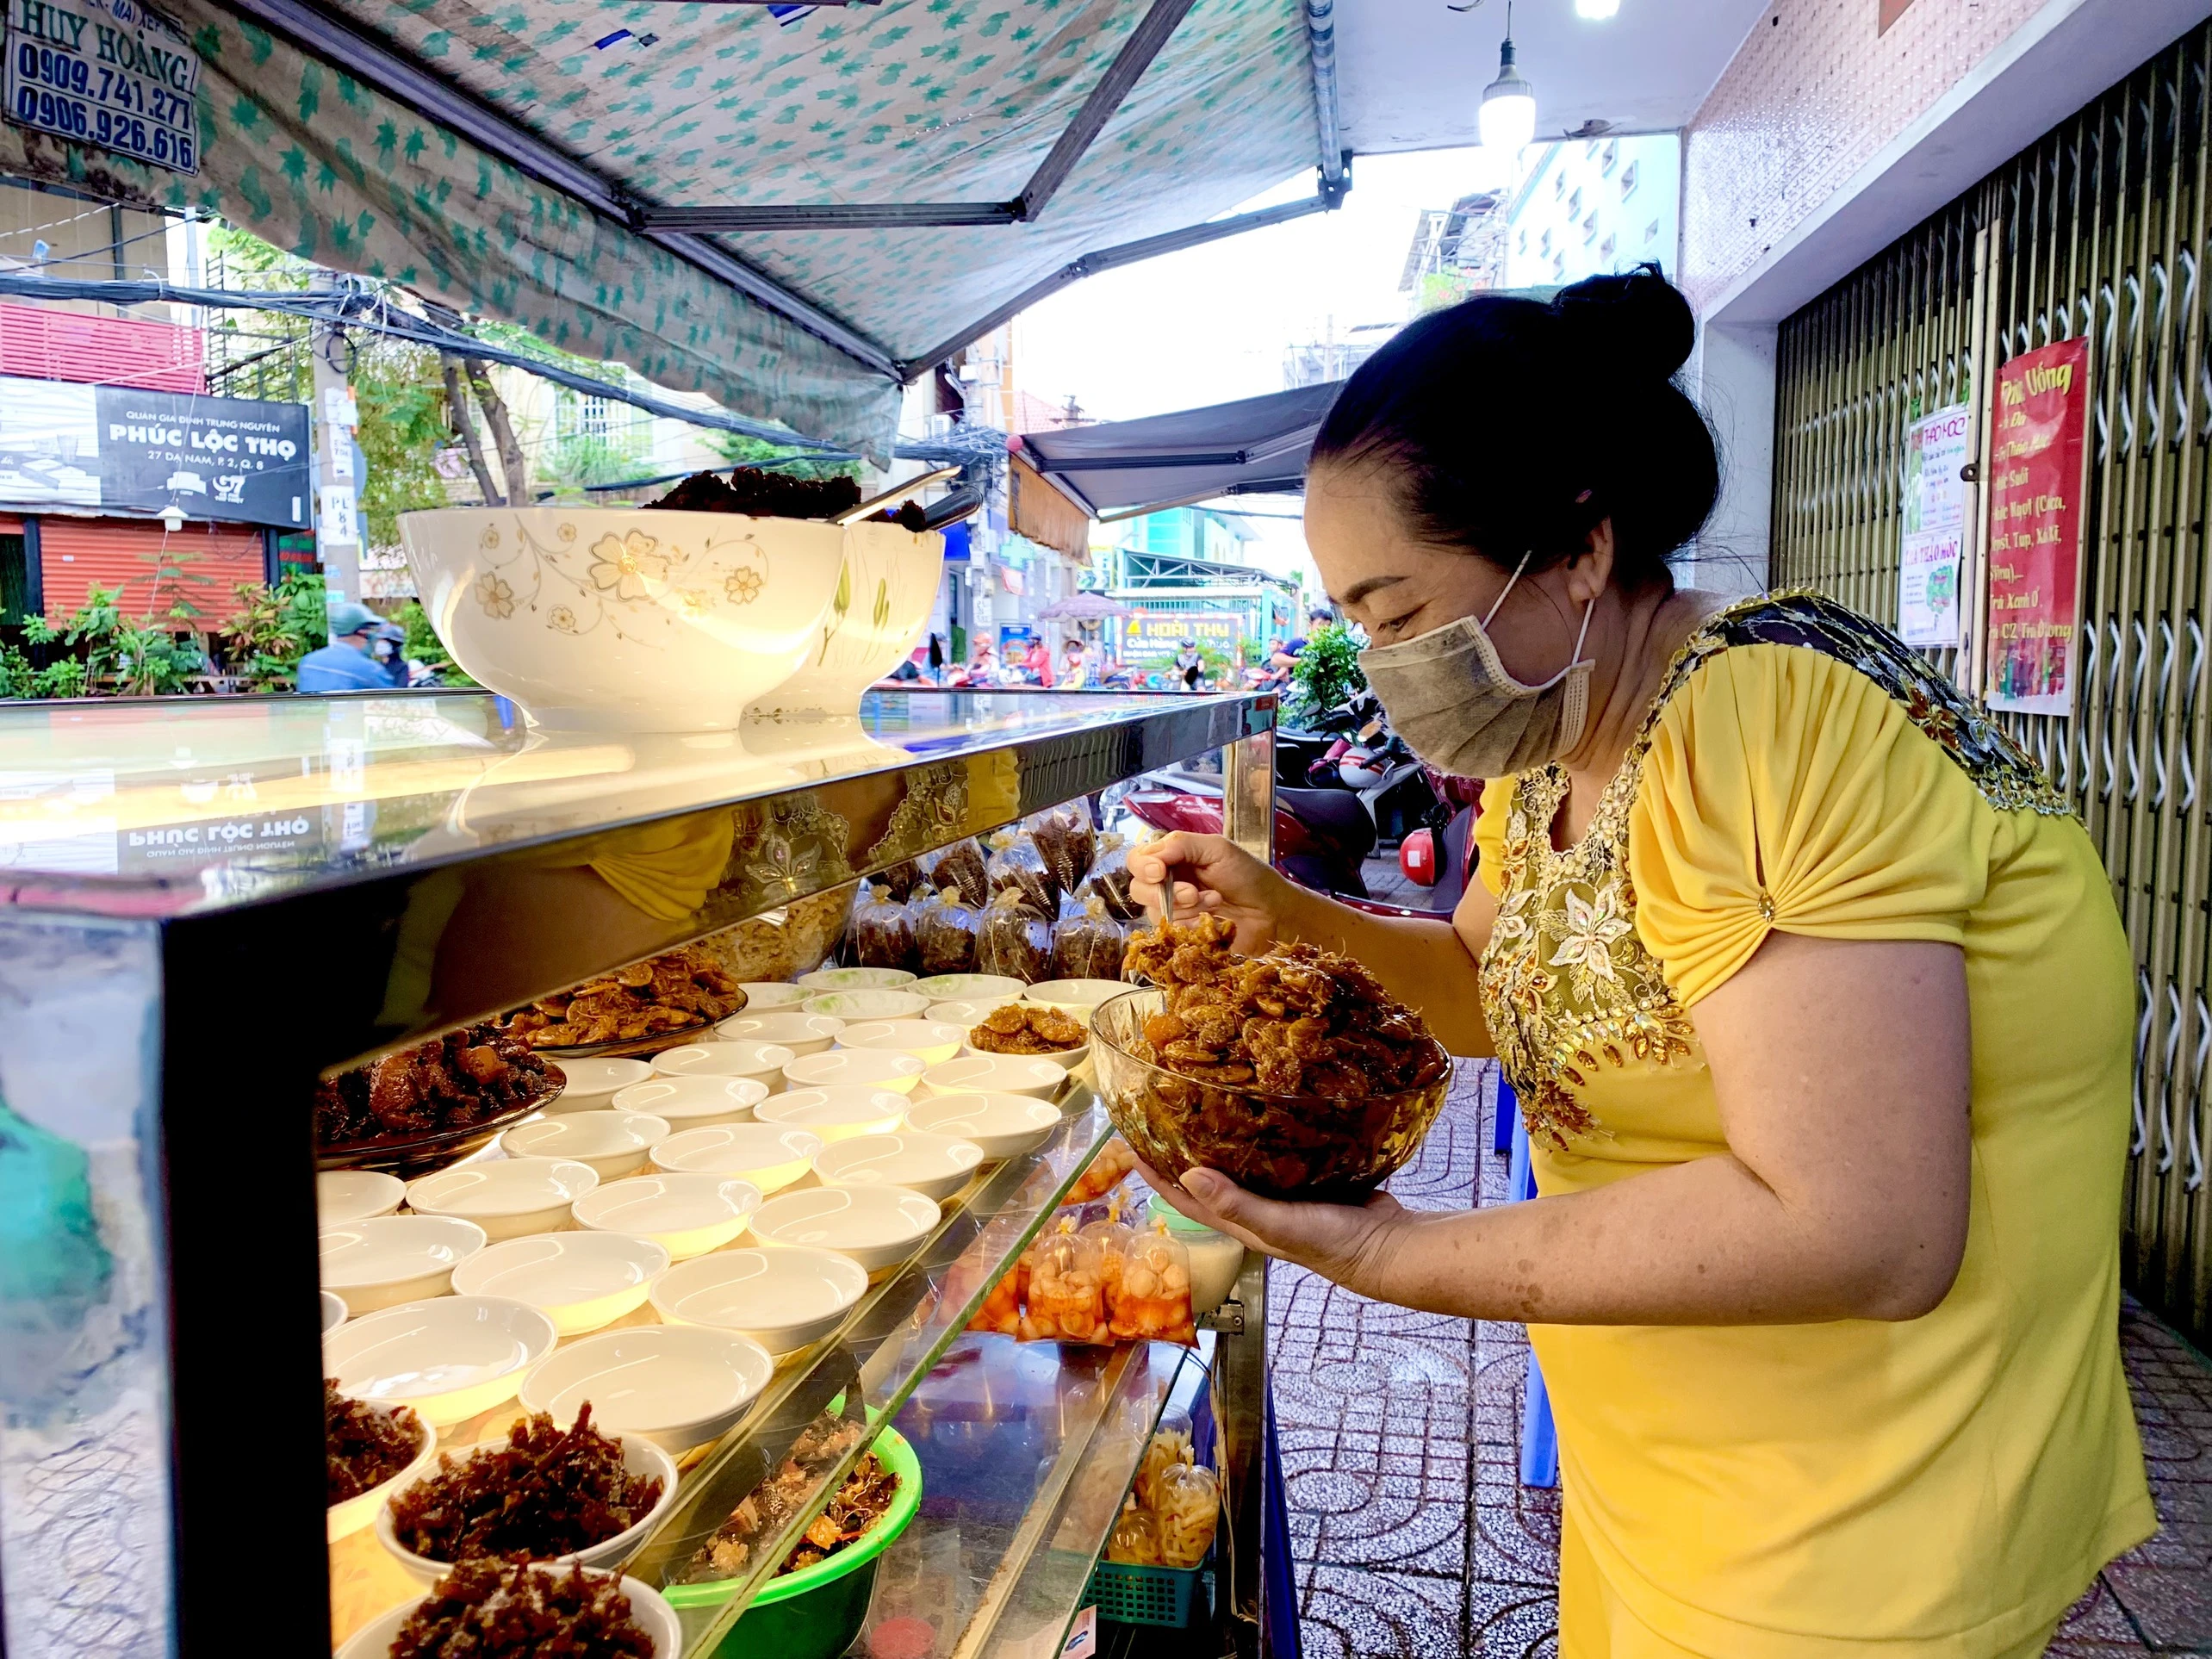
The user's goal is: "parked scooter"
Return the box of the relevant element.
[1121,766,1376,898]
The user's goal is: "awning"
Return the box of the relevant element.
[1018,382,1340,519]
[0,0,1349,457]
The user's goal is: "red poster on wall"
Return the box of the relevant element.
[1983,337,2092,715]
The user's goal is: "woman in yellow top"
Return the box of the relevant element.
[1134,266,2152,1657]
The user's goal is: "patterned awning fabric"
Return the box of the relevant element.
[0,0,1320,456]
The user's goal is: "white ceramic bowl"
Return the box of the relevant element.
[325,1295,558,1427]
[749,1184,941,1273]
[375,1432,681,1584]
[1021,978,1131,1028]
[901,1092,1062,1160]
[449,1230,672,1335]
[783,1047,925,1096]
[749,522,943,718]
[650,1040,795,1091]
[647,1123,821,1192]
[540,1055,656,1111]
[718,1010,845,1055]
[813,1132,985,1202]
[649,1246,869,1353]
[321,1289,349,1336]
[797,966,917,991]
[406,1158,602,1241]
[500,1111,671,1181]
[317,1169,405,1227]
[738,981,811,1010]
[519,1325,776,1452]
[838,1019,969,1066]
[571,1173,764,1259]
[917,1053,1069,1101]
[336,1569,682,1659]
[909,973,1028,1004]
[320,1215,489,1317]
[802,989,930,1022]
[755,1085,912,1146]
[611,1074,768,1128]
[327,1401,438,1541]
[400,507,848,732]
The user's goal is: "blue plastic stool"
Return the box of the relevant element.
[1504,1111,1560,1489]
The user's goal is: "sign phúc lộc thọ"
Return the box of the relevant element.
[4,0,199,176]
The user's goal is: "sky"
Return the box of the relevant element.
[1013,146,1500,594]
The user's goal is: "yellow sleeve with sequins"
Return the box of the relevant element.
[1626,642,1992,1008]
[1473,776,1514,898]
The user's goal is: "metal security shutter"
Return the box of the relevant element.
[1772,21,2212,1343]
[39,519,266,625]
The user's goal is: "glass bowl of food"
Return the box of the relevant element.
[1090,956,1450,1202]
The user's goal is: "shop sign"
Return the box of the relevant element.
[120,811,320,873]
[1122,609,1242,665]
[1983,338,2092,715]
[0,377,309,526]
[1897,403,1971,648]
[997,623,1038,656]
[4,0,199,175]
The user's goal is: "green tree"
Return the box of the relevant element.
[710,430,861,484]
[1286,622,1365,724]
[220,569,327,690]
[395,600,476,687]
[541,431,645,498]
[355,343,450,544]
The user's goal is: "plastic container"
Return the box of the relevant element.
[1153,1203,1246,1316]
[663,1426,923,1659]
[1085,1559,1208,1629]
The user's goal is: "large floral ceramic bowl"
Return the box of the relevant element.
[400,509,846,731]
[744,521,944,722]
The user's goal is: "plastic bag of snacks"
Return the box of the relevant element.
[1066,1136,1137,1206]
[1108,1219,1196,1345]
[1105,1506,1162,1567]
[850,881,918,973]
[1134,1426,1193,1508]
[914,888,983,977]
[876,859,923,903]
[1076,1194,1137,1303]
[1150,1461,1220,1566]
[976,886,1053,984]
[985,828,1060,916]
[1026,801,1097,900]
[1020,1222,1109,1343]
[1079,831,1140,923]
[966,1260,1022,1336]
[1052,895,1127,982]
[922,838,989,909]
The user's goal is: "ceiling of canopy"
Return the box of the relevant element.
[1333,0,1768,153]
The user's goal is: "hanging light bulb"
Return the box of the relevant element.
[1479,3,1538,156]
[1574,0,1619,19]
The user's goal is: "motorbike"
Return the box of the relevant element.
[1119,765,1377,899]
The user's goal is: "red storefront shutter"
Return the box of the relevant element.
[39,519,264,624]
[0,304,205,392]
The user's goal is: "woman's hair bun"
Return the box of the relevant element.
[1549,262,1695,383]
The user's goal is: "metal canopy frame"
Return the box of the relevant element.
[635,0,1199,233]
[218,0,1351,390]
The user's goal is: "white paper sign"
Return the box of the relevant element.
[317,483,359,548]
[1898,404,1973,646]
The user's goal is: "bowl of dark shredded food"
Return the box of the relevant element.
[336,1559,681,1659]
[376,1401,678,1585]
[662,1414,923,1659]
[326,1380,436,1543]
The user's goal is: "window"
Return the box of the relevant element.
[1517,228,1528,253]
[1553,169,1567,200]
[1581,210,1599,244]
[1599,233,1616,264]
[1645,218,1662,244]
[1620,159,1639,198]
[1566,187,1583,219]
[1600,139,1619,177]
[1539,227,1553,256]
[0,533,25,622]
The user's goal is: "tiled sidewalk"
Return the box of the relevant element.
[1271,1060,2212,1659]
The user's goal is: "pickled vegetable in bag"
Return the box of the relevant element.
[1151,1462,1219,1566]
[1066,1136,1137,1206]
[1105,1505,1161,1566]
[1108,1219,1196,1345]
[1019,1222,1108,1343]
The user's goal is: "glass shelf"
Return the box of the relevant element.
[612,1086,1121,1656]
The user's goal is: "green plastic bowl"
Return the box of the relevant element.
[663,1425,923,1659]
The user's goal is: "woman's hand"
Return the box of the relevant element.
[1139,1158,1410,1298]
[1126,832,1290,954]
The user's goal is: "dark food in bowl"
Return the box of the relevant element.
[314,1026,563,1152]
[646,466,929,530]
[679,1409,898,1583]
[1100,916,1448,1198]
[388,1402,664,1564]
[390,1558,655,1659]
[326,1380,425,1506]
[502,945,746,1048]
[969,1003,1085,1056]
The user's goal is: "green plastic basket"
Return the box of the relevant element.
[1084,1558,1208,1629]
[662,1425,923,1659]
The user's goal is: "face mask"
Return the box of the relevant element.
[1357,552,1595,778]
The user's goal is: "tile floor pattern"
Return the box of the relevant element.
[1270,1060,2212,1659]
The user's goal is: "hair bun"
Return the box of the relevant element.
[1550,263,1695,383]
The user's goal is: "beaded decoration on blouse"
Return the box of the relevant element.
[1480,589,2072,1147]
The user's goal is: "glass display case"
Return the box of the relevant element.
[0,686,1277,1659]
